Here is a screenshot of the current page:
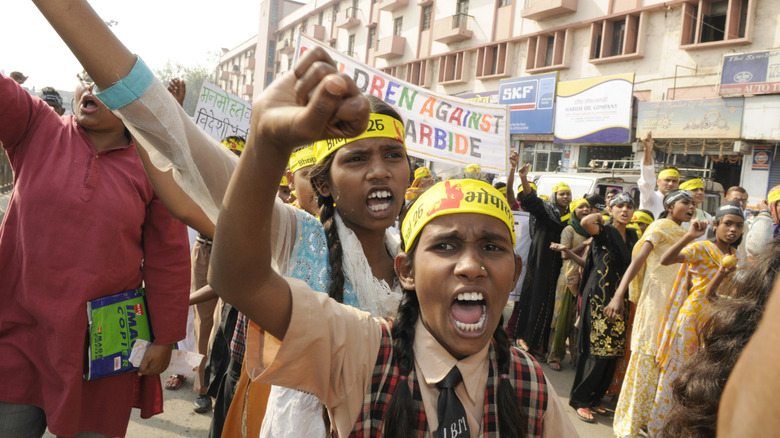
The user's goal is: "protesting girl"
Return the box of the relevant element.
[547,197,591,371]
[511,164,571,357]
[605,190,695,437]
[209,46,577,436]
[648,201,744,435]
[568,194,638,423]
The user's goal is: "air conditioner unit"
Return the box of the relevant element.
[733,140,751,154]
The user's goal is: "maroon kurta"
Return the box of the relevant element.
[0,75,190,437]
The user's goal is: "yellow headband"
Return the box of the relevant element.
[768,187,780,204]
[289,145,317,174]
[414,167,431,179]
[632,211,654,225]
[552,182,571,194]
[679,178,704,191]
[314,113,405,163]
[221,137,245,153]
[402,179,515,251]
[528,182,537,192]
[540,195,549,201]
[497,186,507,196]
[658,168,679,180]
[280,175,289,187]
[465,164,481,174]
[570,197,589,211]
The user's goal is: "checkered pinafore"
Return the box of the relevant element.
[342,320,548,437]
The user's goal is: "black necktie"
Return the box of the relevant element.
[435,366,470,438]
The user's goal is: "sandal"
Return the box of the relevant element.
[592,405,608,416]
[575,407,595,423]
[164,374,186,390]
[548,361,561,371]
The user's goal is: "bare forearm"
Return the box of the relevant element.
[209,138,292,338]
[33,0,135,89]
[563,249,586,268]
[506,166,517,206]
[660,235,694,265]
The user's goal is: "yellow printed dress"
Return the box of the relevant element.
[613,219,686,437]
[648,241,738,435]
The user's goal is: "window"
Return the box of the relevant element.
[406,60,428,86]
[520,143,563,172]
[526,29,569,72]
[287,58,293,70]
[267,41,275,68]
[266,72,274,86]
[475,43,508,78]
[438,52,465,84]
[332,4,340,22]
[681,0,752,47]
[348,34,356,57]
[455,0,469,28]
[301,19,308,34]
[394,17,403,36]
[421,5,433,31]
[351,0,360,17]
[589,13,643,62]
[318,11,324,25]
[368,27,376,49]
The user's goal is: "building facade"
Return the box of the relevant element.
[247,0,779,205]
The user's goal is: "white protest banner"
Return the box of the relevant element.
[295,34,510,172]
[193,82,252,142]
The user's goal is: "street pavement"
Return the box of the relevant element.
[43,357,616,437]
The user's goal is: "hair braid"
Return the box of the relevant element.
[493,316,526,437]
[319,200,346,303]
[383,290,419,438]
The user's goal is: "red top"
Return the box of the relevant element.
[0,75,190,437]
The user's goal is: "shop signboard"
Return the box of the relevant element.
[459,90,499,105]
[637,98,744,139]
[719,49,780,96]
[742,95,780,140]
[295,35,510,173]
[553,73,634,144]
[498,72,557,134]
[753,145,772,171]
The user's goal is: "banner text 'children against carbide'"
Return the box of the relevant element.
[299,47,505,159]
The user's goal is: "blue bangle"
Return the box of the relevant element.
[95,57,154,110]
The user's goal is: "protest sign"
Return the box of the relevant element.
[193,82,252,142]
[295,35,510,172]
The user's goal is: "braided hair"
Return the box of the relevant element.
[308,95,409,303]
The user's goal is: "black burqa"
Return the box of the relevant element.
[512,191,567,354]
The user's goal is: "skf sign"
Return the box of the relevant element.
[498,72,558,134]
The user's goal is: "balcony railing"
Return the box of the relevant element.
[378,0,408,12]
[432,13,474,44]
[306,24,327,41]
[375,34,406,59]
[521,0,577,20]
[335,7,361,28]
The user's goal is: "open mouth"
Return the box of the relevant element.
[451,292,487,332]
[367,189,393,213]
[80,95,99,114]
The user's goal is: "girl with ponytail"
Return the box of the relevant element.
[210,47,577,437]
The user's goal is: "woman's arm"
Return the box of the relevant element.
[209,48,369,340]
[189,284,218,306]
[33,0,135,91]
[136,144,215,237]
[659,219,707,265]
[550,242,586,268]
[579,213,603,237]
[604,240,654,321]
[506,151,519,207]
